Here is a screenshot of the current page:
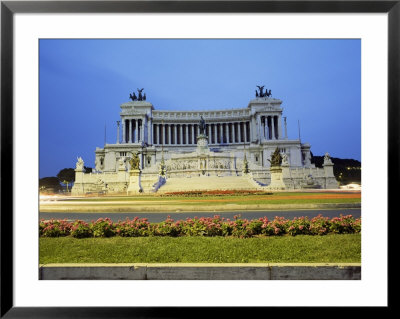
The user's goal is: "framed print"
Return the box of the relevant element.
[1,0,396,316]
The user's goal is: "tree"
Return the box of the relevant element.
[311,156,361,184]
[84,166,93,173]
[57,168,75,192]
[39,177,62,192]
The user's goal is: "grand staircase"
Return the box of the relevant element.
[157,175,265,193]
[140,173,162,193]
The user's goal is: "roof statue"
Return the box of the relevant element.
[129,88,146,101]
[256,85,272,98]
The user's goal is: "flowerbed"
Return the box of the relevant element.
[39,214,361,239]
[161,190,273,197]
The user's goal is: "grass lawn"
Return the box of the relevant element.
[40,234,361,264]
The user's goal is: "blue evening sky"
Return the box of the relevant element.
[39,39,361,178]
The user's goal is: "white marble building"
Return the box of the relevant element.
[72,89,338,194]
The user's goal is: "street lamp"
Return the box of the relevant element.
[63,180,70,192]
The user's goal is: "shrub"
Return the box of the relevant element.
[39,214,361,239]
[153,216,181,237]
[309,215,330,236]
[268,216,287,236]
[231,216,253,238]
[180,216,224,237]
[115,217,151,237]
[329,215,358,234]
[40,219,71,237]
[90,218,116,237]
[247,219,264,236]
[286,217,311,236]
[353,218,362,233]
[70,220,92,238]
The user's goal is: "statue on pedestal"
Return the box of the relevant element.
[129,153,140,170]
[268,147,282,167]
[324,152,333,165]
[199,116,206,135]
[281,153,289,166]
[76,157,84,170]
[118,158,126,171]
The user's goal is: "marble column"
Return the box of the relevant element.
[128,119,132,143]
[277,115,282,140]
[244,122,247,143]
[122,120,126,143]
[264,117,268,140]
[214,124,218,144]
[232,123,236,143]
[220,124,224,144]
[256,115,261,142]
[179,124,183,144]
[250,116,255,142]
[148,118,152,145]
[168,124,172,145]
[271,116,275,140]
[284,117,288,139]
[191,125,194,144]
[208,124,212,143]
[140,120,144,142]
[116,121,120,144]
[225,123,229,144]
[238,122,242,143]
[159,124,162,145]
[163,124,166,145]
[134,120,139,143]
[174,125,177,145]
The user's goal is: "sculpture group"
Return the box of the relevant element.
[129,153,140,170]
[130,88,146,101]
[256,85,272,98]
[268,147,282,167]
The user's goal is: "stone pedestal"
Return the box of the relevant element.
[281,164,295,189]
[267,166,286,190]
[323,162,339,189]
[71,169,85,195]
[196,134,209,153]
[127,169,142,194]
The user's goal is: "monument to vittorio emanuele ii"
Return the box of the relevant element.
[71,86,338,194]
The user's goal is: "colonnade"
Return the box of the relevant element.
[122,119,145,144]
[152,121,250,145]
[260,115,281,140]
[120,116,281,145]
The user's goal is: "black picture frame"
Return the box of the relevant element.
[1,0,395,317]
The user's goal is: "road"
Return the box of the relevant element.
[39,208,361,223]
